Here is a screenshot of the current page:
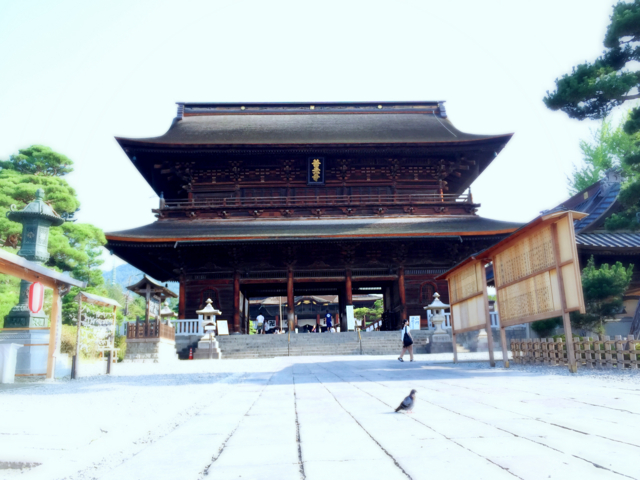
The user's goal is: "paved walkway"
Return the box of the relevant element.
[1,355,639,479]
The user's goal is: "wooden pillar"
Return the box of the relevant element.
[178,275,186,319]
[398,266,407,321]
[552,223,578,373]
[46,285,61,380]
[384,285,391,312]
[72,294,83,380]
[452,332,458,363]
[287,268,295,332]
[233,271,240,334]
[345,269,353,305]
[500,326,509,368]
[144,283,151,337]
[494,275,510,368]
[144,284,151,322]
[246,295,251,334]
[338,289,345,330]
[481,264,496,368]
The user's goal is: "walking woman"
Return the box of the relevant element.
[398,319,414,362]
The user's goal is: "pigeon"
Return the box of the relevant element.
[395,389,416,413]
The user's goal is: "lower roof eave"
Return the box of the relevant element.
[105,229,519,245]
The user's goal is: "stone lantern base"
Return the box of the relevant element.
[430,333,453,353]
[193,337,222,360]
[0,329,50,375]
[1,305,50,375]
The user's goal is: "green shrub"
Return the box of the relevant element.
[114,333,126,362]
[59,324,102,360]
[531,317,562,337]
[60,324,77,356]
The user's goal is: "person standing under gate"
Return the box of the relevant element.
[325,310,332,332]
[398,319,414,362]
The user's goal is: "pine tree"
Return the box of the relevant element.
[545,1,640,230]
[1,146,108,327]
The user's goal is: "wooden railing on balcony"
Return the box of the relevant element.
[161,193,472,210]
[126,321,175,341]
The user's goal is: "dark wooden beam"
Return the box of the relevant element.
[233,271,240,333]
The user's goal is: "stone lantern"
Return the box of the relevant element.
[194,298,222,360]
[424,292,453,353]
[159,301,177,325]
[5,189,64,328]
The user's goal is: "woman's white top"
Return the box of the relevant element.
[401,325,410,340]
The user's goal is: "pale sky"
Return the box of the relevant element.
[0,0,631,270]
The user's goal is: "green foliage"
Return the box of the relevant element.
[0,156,106,282]
[0,145,74,177]
[572,256,633,335]
[59,324,100,360]
[60,324,77,356]
[0,146,113,328]
[535,258,634,337]
[52,223,106,284]
[603,0,640,49]
[0,247,21,329]
[114,333,126,362]
[568,117,640,194]
[545,2,640,230]
[354,298,383,326]
[544,0,640,127]
[530,317,563,337]
[0,169,80,240]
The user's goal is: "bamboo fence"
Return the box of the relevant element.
[511,335,640,369]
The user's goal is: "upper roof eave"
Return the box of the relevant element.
[114,134,514,149]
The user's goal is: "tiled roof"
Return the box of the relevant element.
[106,215,523,244]
[576,233,640,249]
[573,182,621,233]
[115,101,512,146]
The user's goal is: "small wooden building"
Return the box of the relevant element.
[106,101,522,333]
[124,275,178,363]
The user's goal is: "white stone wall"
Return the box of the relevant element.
[124,338,178,363]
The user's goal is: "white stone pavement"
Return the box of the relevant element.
[1,354,640,480]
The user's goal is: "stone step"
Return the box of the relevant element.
[215,331,441,359]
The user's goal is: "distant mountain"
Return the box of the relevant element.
[103,263,179,295]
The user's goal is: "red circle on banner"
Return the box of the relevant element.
[29,282,44,314]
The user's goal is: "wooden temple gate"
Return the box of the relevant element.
[106,101,521,332]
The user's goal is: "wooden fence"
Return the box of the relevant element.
[511,335,640,369]
[126,321,175,341]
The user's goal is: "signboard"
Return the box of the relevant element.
[149,298,160,318]
[447,260,489,334]
[264,319,276,332]
[439,210,586,372]
[409,316,421,331]
[216,320,229,336]
[492,212,585,327]
[346,305,355,331]
[307,157,325,185]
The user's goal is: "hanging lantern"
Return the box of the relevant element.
[29,282,45,314]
